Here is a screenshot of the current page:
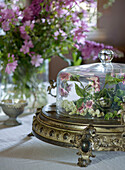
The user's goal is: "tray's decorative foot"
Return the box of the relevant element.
[77,157,91,167]
[71,125,96,167]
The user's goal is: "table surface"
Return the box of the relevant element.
[0,96,125,170]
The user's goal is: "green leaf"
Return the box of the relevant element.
[105,73,124,85]
[0,51,3,59]
[74,58,82,66]
[118,101,122,106]
[70,75,80,82]
[105,74,116,84]
[104,112,113,120]
[66,15,72,21]
[72,52,77,62]
[116,89,124,97]
[114,111,117,114]
[114,96,120,102]
[76,98,84,108]
[75,83,84,97]
[72,50,82,66]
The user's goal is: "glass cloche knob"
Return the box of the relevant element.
[98,49,114,64]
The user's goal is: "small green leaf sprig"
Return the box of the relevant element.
[93,73,125,120]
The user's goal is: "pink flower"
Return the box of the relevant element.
[56,8,68,17]
[85,100,94,109]
[80,40,115,61]
[28,0,48,19]
[54,29,67,40]
[89,76,99,82]
[59,72,70,80]
[20,26,26,35]
[25,40,34,48]
[1,8,15,20]
[89,76,100,92]
[0,7,19,32]
[41,18,45,23]
[54,31,59,40]
[24,21,34,30]
[59,29,67,38]
[5,54,18,74]
[74,44,79,49]
[20,45,30,54]
[31,54,43,67]
[20,21,34,40]
[95,87,100,92]
[20,32,30,40]
[71,17,88,45]
[0,2,6,10]
[59,88,68,97]
[2,21,10,31]
[22,7,34,22]
[54,31,59,36]
[20,40,34,54]
[66,84,72,92]
[73,34,86,45]
[11,4,20,13]
[5,61,18,74]
[20,26,30,40]
[77,103,85,113]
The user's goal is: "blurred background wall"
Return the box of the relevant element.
[97,0,125,62]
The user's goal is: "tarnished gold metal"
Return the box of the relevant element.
[32,103,125,167]
[121,102,125,125]
[70,125,96,167]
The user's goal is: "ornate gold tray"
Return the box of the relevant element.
[32,103,125,167]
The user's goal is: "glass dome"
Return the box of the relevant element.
[56,49,125,120]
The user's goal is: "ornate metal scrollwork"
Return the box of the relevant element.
[93,134,125,152]
[32,104,125,167]
[47,80,57,98]
[70,125,96,167]
[121,102,125,125]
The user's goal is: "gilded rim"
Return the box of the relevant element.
[32,104,125,151]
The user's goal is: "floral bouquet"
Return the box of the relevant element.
[0,0,97,96]
[0,0,122,108]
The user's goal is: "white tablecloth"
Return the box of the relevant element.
[0,96,125,170]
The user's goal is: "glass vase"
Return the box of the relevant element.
[0,60,48,115]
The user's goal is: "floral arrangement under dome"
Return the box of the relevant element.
[58,71,125,120]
